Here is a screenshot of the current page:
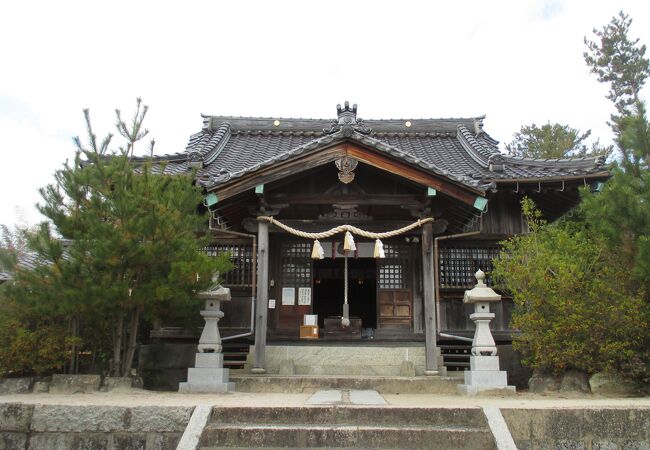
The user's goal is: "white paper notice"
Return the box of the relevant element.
[281,287,295,306]
[268,299,276,309]
[298,287,312,305]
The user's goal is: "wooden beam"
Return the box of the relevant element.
[267,193,426,207]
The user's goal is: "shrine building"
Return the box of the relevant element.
[144,102,609,379]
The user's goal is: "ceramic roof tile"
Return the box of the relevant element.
[156,105,609,191]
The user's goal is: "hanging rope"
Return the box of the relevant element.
[342,254,350,327]
[257,216,434,239]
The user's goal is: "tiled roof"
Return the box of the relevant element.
[151,103,609,192]
[0,252,43,281]
[0,241,74,281]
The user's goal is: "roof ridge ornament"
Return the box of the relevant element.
[474,115,485,137]
[488,153,505,172]
[323,101,372,136]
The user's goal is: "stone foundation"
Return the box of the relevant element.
[246,344,443,376]
[0,403,191,450]
[502,407,650,450]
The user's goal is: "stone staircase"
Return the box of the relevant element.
[222,340,251,370]
[197,406,496,449]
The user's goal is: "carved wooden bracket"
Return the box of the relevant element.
[318,204,372,222]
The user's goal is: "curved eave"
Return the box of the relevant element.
[488,171,611,184]
[501,154,607,169]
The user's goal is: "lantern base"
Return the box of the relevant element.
[178,352,235,393]
[457,383,516,396]
[457,356,516,396]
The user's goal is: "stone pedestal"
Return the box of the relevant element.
[178,353,234,393]
[179,279,235,393]
[458,355,515,395]
[458,270,515,396]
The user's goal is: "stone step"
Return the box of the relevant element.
[223,351,250,357]
[198,424,495,449]
[440,343,472,372]
[200,448,379,450]
[198,406,495,449]
[208,406,487,429]
[224,361,246,367]
[200,447,376,450]
[229,375,458,394]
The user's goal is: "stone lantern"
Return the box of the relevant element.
[179,274,235,393]
[458,270,515,395]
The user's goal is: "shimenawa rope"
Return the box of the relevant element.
[257,216,434,240]
[256,215,434,327]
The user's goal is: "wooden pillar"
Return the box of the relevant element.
[252,219,269,373]
[422,222,439,374]
[412,245,424,334]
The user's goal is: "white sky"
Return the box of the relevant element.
[1,0,649,227]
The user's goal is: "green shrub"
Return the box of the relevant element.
[0,297,79,377]
[493,198,649,378]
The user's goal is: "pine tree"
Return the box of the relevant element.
[1,100,232,377]
[506,122,611,159]
[582,11,650,290]
[584,12,650,141]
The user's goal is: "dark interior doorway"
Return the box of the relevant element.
[313,258,377,329]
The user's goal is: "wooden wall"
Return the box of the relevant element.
[481,190,528,236]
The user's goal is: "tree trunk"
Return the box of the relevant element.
[68,317,78,374]
[112,314,124,377]
[121,307,140,377]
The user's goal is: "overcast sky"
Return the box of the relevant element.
[1,0,649,227]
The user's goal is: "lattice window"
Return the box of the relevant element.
[202,244,254,287]
[281,242,312,288]
[378,243,410,289]
[439,245,500,289]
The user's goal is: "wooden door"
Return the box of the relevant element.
[278,303,311,330]
[275,241,313,333]
[378,289,412,328]
[377,242,412,329]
